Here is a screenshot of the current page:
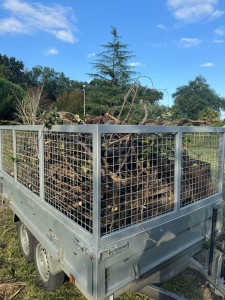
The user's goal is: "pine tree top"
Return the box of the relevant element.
[88,27,137,86]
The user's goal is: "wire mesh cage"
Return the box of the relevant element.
[0,126,223,237]
[43,131,93,233]
[1,130,14,177]
[181,132,220,207]
[101,132,175,235]
[16,131,40,196]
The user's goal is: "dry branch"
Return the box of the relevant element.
[15,114,215,235]
[139,99,148,125]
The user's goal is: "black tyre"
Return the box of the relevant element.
[34,241,65,290]
[17,221,35,262]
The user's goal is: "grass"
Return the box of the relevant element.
[0,205,153,300]
[162,268,222,300]
[0,205,85,300]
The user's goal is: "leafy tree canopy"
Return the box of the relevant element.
[26,65,72,101]
[85,79,163,123]
[198,106,220,124]
[0,53,27,87]
[70,80,88,90]
[147,102,169,121]
[54,90,84,116]
[86,79,127,116]
[172,75,225,120]
[0,77,26,120]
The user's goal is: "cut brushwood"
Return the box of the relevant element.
[14,115,215,235]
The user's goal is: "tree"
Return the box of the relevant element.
[172,76,225,120]
[0,77,26,120]
[88,27,137,87]
[70,80,88,90]
[0,53,27,87]
[198,107,220,124]
[86,27,164,120]
[86,79,127,116]
[0,64,13,81]
[16,86,44,125]
[54,90,84,116]
[85,78,163,123]
[26,66,71,101]
[147,103,169,121]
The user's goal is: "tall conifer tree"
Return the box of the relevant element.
[88,27,137,86]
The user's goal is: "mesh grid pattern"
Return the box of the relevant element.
[44,132,93,233]
[0,127,223,236]
[101,133,175,235]
[16,131,39,195]
[181,133,220,207]
[1,130,14,177]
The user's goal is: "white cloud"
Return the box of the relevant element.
[214,26,225,35]
[157,24,168,30]
[199,62,215,67]
[0,17,28,34]
[167,0,224,23]
[45,48,59,55]
[178,37,202,48]
[212,39,224,43]
[87,53,96,58]
[55,30,75,43]
[0,0,78,43]
[129,62,142,67]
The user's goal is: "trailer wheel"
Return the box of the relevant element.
[17,221,35,262]
[34,241,65,290]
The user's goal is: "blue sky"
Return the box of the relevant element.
[0,0,225,107]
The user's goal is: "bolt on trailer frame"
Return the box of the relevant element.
[0,124,225,299]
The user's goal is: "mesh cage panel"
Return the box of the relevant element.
[181,133,220,207]
[101,133,175,235]
[1,130,14,177]
[44,132,93,233]
[16,131,39,195]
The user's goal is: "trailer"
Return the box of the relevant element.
[0,124,224,300]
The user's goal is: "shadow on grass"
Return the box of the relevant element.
[162,268,222,300]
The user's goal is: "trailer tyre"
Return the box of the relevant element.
[34,241,65,290]
[17,221,35,262]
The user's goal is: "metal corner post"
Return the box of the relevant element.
[92,125,101,253]
[92,124,105,300]
[38,130,45,201]
[12,129,17,181]
[174,131,182,212]
[218,132,225,194]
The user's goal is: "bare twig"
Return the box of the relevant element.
[118,79,138,121]
[8,287,23,299]
[16,86,43,125]
[105,113,120,124]
[122,82,140,124]
[139,99,148,125]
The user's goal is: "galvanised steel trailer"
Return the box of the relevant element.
[0,124,224,299]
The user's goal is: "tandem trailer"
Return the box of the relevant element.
[0,124,225,299]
